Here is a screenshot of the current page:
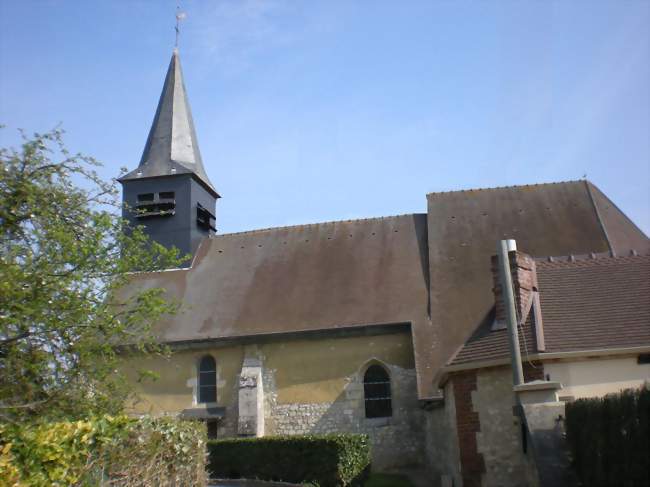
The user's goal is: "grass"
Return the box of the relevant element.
[363,473,414,487]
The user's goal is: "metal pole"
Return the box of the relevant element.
[498,239,525,386]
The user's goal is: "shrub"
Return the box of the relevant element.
[208,434,371,487]
[565,387,649,487]
[0,415,207,487]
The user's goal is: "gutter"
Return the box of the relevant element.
[117,321,413,354]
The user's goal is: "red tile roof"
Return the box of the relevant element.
[448,253,650,367]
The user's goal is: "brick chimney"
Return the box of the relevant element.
[491,250,538,327]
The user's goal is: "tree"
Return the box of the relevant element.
[0,129,183,422]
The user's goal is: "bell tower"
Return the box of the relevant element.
[118,50,220,264]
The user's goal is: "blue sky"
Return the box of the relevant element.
[1,0,648,235]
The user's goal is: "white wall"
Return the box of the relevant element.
[544,356,650,399]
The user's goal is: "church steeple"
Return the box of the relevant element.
[119,50,219,264]
[119,50,218,198]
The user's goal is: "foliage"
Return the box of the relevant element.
[0,129,185,422]
[565,387,649,487]
[0,414,207,486]
[208,434,370,487]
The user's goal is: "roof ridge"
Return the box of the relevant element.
[213,213,422,238]
[426,179,586,197]
[535,250,650,266]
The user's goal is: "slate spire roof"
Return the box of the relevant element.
[118,49,219,197]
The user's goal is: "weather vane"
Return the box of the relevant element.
[175,3,187,49]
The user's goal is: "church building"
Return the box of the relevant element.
[119,50,650,486]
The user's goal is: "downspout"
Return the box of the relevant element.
[498,240,529,476]
[498,239,524,386]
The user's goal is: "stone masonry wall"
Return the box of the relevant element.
[264,361,425,471]
[216,385,240,438]
[451,364,543,487]
[424,380,462,487]
[474,367,537,487]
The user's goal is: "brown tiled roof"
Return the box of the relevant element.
[449,253,650,367]
[121,181,648,398]
[121,213,431,343]
[423,180,648,395]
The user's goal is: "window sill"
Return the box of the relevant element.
[180,406,225,420]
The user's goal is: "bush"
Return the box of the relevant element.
[565,387,649,487]
[0,415,207,487]
[208,434,370,487]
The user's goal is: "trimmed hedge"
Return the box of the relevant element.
[565,387,649,487]
[0,415,207,487]
[208,434,371,487]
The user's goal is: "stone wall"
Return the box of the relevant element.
[423,381,461,487]
[265,361,425,471]
[123,330,425,470]
[474,367,537,487]
[449,364,543,487]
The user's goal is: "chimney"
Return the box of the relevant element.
[491,249,538,327]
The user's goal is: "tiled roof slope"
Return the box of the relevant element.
[449,254,650,366]
[121,214,430,343]
[423,180,648,396]
[121,181,648,398]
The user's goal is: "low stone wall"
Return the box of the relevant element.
[265,362,425,471]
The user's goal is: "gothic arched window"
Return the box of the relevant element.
[363,364,392,418]
[198,355,217,403]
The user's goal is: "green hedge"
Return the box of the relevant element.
[565,387,649,487]
[208,434,370,487]
[0,415,207,487]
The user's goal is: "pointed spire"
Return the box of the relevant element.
[119,50,219,197]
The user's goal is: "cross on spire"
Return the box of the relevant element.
[175,5,187,49]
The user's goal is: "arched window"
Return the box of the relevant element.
[363,364,392,418]
[198,355,217,403]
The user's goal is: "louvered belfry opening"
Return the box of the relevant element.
[198,355,217,403]
[135,191,176,218]
[196,202,217,232]
[364,364,392,418]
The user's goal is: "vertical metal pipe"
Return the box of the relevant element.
[498,239,525,386]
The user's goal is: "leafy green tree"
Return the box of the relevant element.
[0,129,183,422]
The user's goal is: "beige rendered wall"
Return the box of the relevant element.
[122,331,415,414]
[260,332,424,470]
[544,355,650,399]
[122,346,245,415]
[263,331,415,404]
[120,331,424,469]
